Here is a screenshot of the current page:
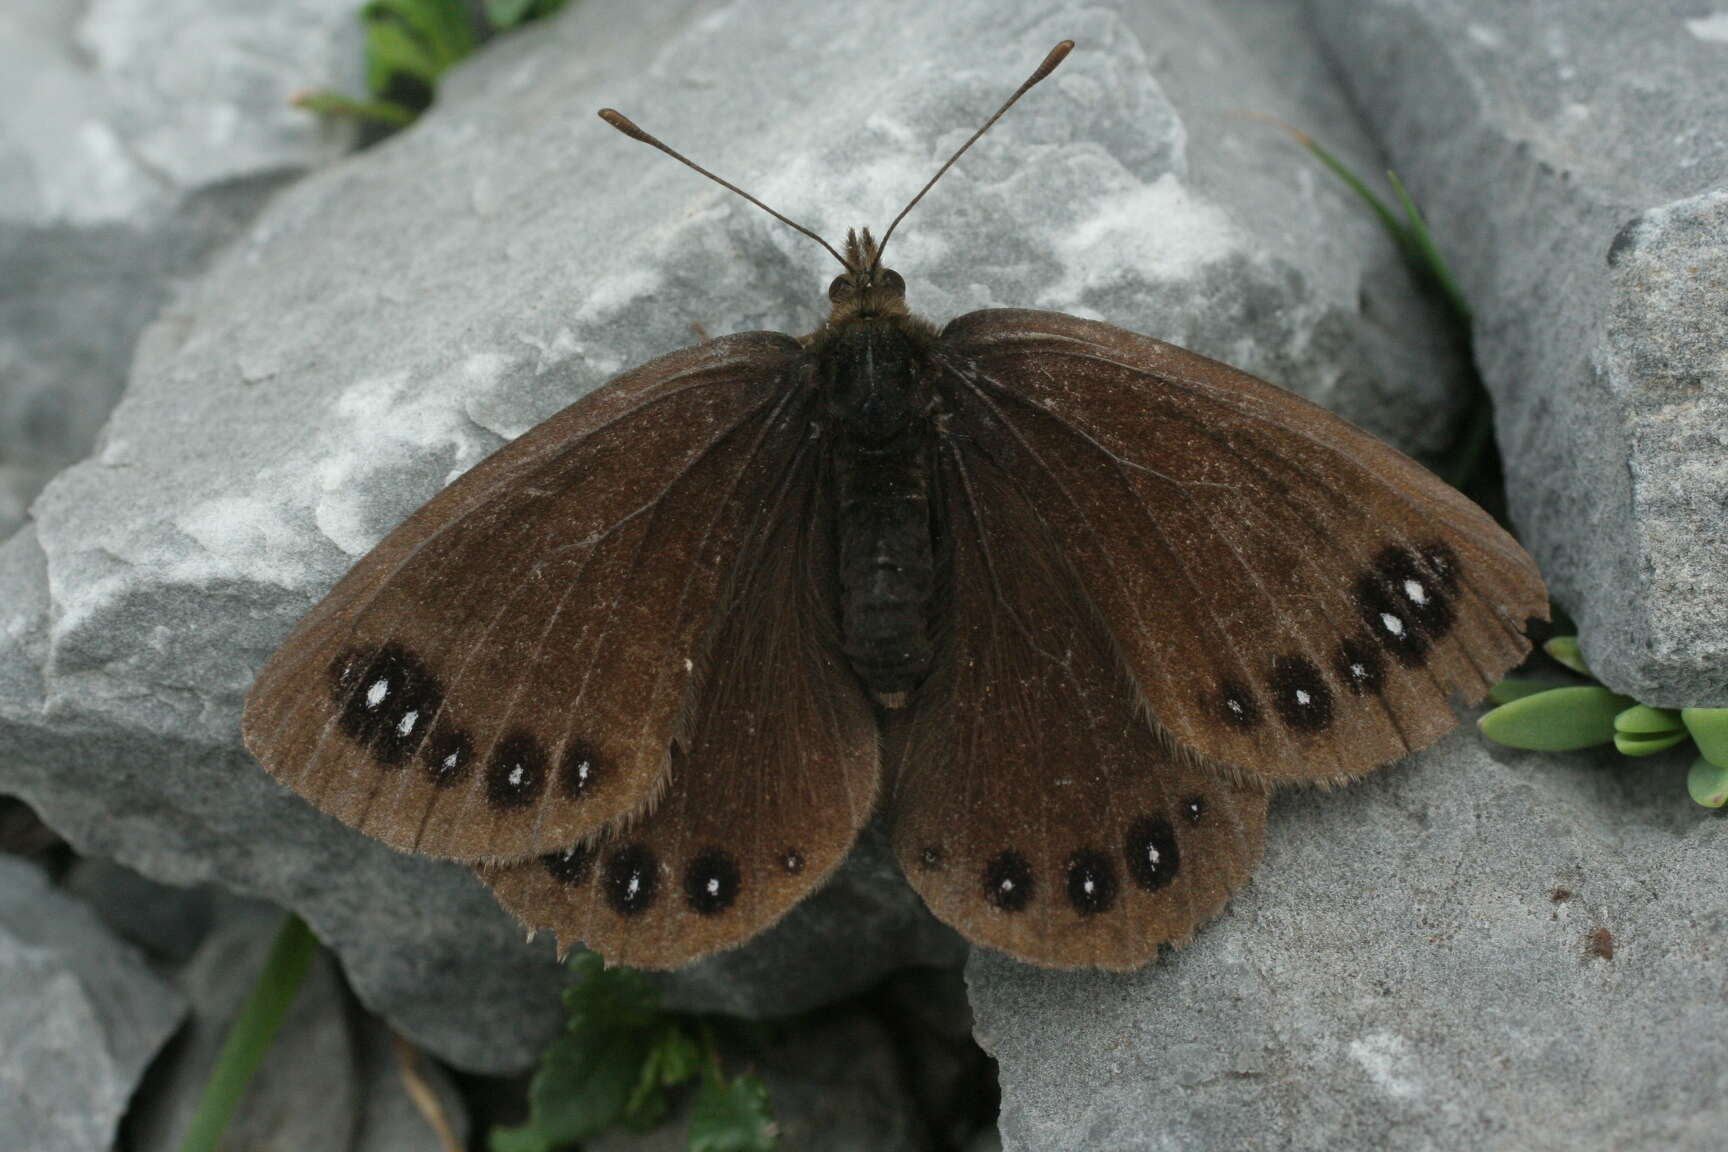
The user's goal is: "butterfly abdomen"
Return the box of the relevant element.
[819,318,939,703]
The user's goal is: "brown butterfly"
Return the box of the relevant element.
[242,41,1548,972]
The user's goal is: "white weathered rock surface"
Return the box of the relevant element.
[0,855,185,1152]
[0,0,1471,1071]
[1306,0,1728,707]
[971,733,1728,1150]
[0,0,360,538]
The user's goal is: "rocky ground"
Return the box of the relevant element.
[1,0,1722,1148]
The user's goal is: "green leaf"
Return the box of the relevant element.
[1488,678,1578,705]
[365,0,473,68]
[1682,708,1728,768]
[689,1072,778,1152]
[488,953,671,1152]
[625,1023,705,1128]
[1613,704,1685,736]
[1613,729,1688,757]
[363,18,446,97]
[1478,685,1634,751]
[485,0,539,26]
[1542,635,1591,677]
[1688,756,1728,808]
[293,90,417,127]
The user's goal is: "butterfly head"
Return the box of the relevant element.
[827,227,909,323]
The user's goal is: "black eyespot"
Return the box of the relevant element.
[982,851,1034,912]
[1267,654,1335,732]
[780,849,805,876]
[1125,816,1181,891]
[1216,679,1263,729]
[485,730,548,809]
[558,740,602,799]
[329,643,442,765]
[419,722,473,786]
[540,843,592,886]
[683,849,741,916]
[1065,849,1118,916]
[603,844,659,915]
[1334,638,1386,696]
[1181,795,1206,825]
[1418,540,1463,594]
[1374,545,1457,637]
[828,274,856,302]
[1354,570,1433,666]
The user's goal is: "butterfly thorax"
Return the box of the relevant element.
[813,269,942,706]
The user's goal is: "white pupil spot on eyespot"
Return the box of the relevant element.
[396,710,418,736]
[507,765,525,787]
[1146,845,1162,866]
[1082,878,1096,895]
[1350,662,1368,679]
[706,877,720,895]
[1403,579,1428,605]
[1000,877,1015,892]
[626,873,641,898]
[1227,699,1245,715]
[577,760,591,781]
[443,752,460,770]
[1294,689,1312,706]
[683,658,694,673]
[1380,612,1405,637]
[365,678,390,708]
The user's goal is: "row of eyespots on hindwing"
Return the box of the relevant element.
[912,795,1207,917]
[1211,540,1464,735]
[538,843,810,916]
[327,643,608,808]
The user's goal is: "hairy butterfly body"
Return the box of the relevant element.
[244,42,1548,971]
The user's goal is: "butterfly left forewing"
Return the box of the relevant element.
[482,455,880,968]
[935,308,1549,787]
[890,443,1268,970]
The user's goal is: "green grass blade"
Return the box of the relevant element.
[178,914,317,1152]
[1288,132,1409,252]
[294,90,417,127]
[1386,169,1472,323]
[1478,685,1634,751]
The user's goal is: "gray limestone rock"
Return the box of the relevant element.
[1,0,1469,1071]
[0,0,360,539]
[1304,0,1728,707]
[352,1016,472,1152]
[0,854,185,1152]
[971,732,1728,1150]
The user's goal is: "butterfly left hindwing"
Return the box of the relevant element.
[890,442,1269,970]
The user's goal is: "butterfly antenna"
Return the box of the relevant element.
[598,109,851,270]
[872,39,1075,271]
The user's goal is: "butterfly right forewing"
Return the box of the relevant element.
[243,332,813,863]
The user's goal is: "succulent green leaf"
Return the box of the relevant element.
[1478,686,1633,751]
[363,19,445,97]
[1613,729,1688,757]
[364,0,473,67]
[1542,635,1591,677]
[1613,704,1685,736]
[1488,678,1577,705]
[689,1071,778,1152]
[1687,757,1728,808]
[1682,708,1728,768]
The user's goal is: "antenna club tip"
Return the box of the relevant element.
[1034,40,1075,79]
[598,108,654,143]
